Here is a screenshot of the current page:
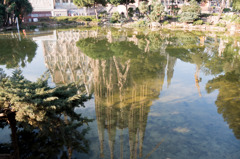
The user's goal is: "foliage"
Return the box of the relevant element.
[109,0,134,7]
[110,12,121,23]
[51,16,99,23]
[0,70,93,158]
[167,15,173,19]
[233,0,240,11]
[0,0,33,26]
[193,20,203,25]
[149,1,165,22]
[73,0,106,19]
[128,7,134,18]
[139,1,148,15]
[178,0,201,23]
[0,37,37,68]
[73,0,106,7]
[133,19,148,27]
[216,23,226,27]
[223,14,240,24]
[223,8,231,12]
[163,21,169,25]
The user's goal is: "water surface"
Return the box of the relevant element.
[0,28,240,159]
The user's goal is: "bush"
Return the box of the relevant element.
[128,7,134,18]
[110,12,121,23]
[149,1,165,22]
[178,0,201,23]
[216,23,226,27]
[200,13,211,17]
[193,20,203,25]
[131,19,148,27]
[223,8,231,12]
[167,15,173,19]
[39,17,51,22]
[205,22,211,25]
[51,16,97,23]
[163,21,169,25]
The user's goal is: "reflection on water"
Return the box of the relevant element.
[0,28,240,158]
[0,35,37,68]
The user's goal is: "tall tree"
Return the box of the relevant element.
[0,0,33,27]
[73,0,106,20]
[0,70,93,158]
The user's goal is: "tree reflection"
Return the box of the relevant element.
[41,28,240,157]
[206,71,240,139]
[0,69,92,158]
[0,37,37,68]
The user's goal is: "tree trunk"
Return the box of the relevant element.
[125,3,129,19]
[94,3,98,20]
[216,0,225,23]
[7,113,20,159]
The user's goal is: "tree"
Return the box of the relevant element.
[0,70,93,158]
[139,1,150,20]
[0,0,33,27]
[73,0,106,20]
[149,1,165,22]
[109,0,135,19]
[178,0,201,23]
[233,0,240,11]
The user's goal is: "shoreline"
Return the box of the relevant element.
[1,21,240,34]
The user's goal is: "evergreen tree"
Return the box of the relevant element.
[0,69,93,158]
[178,0,201,23]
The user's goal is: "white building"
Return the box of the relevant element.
[27,0,103,20]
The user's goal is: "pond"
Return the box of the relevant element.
[0,28,240,159]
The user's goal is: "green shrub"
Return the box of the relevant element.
[216,23,226,27]
[149,2,165,22]
[212,13,219,16]
[205,22,211,25]
[38,17,50,22]
[110,12,121,23]
[193,20,203,25]
[167,15,173,19]
[178,0,201,23]
[29,25,37,29]
[223,8,231,12]
[163,21,169,25]
[200,13,211,17]
[128,7,134,18]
